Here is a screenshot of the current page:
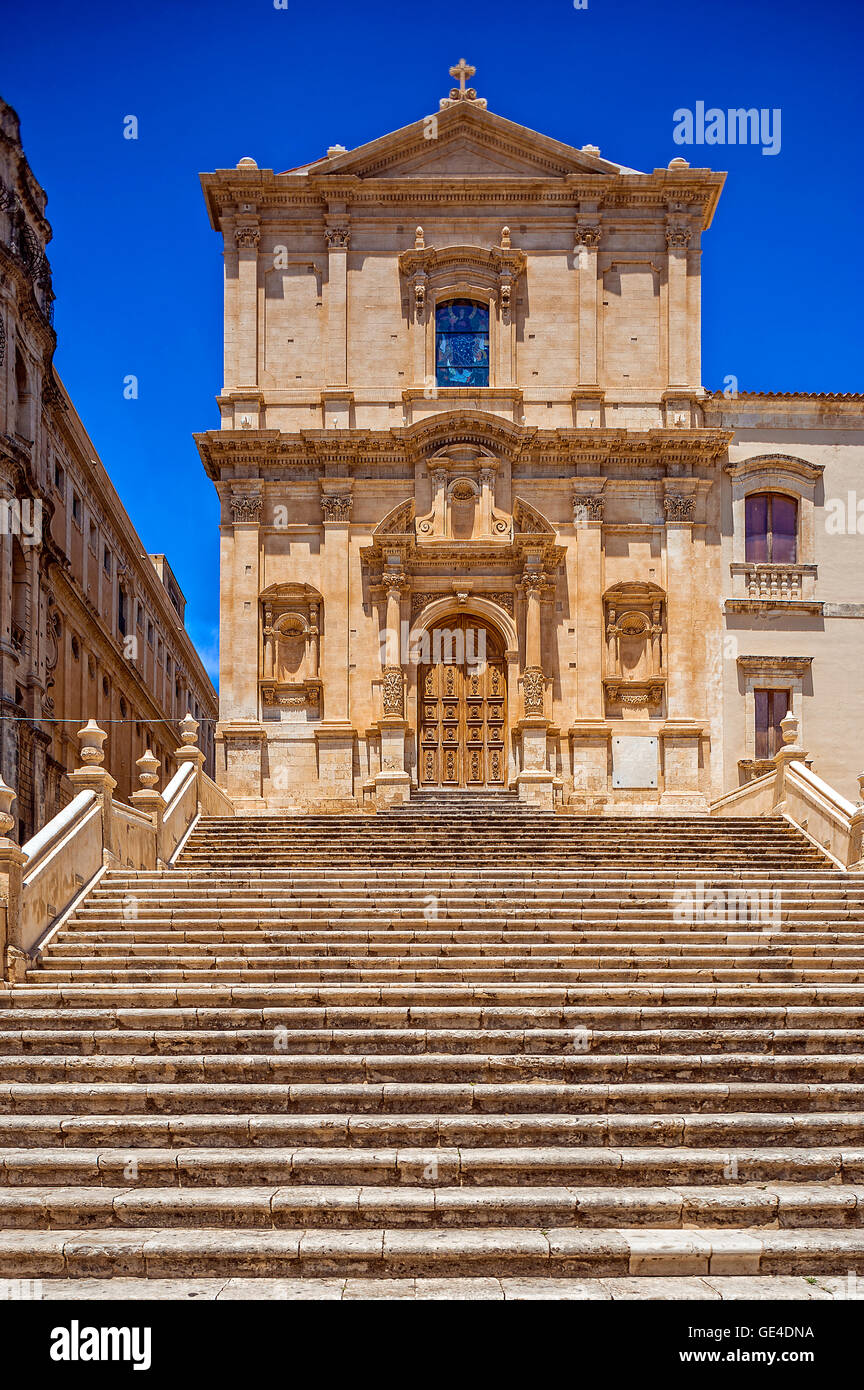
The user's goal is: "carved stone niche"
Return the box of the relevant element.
[259,582,323,715]
[602,581,666,712]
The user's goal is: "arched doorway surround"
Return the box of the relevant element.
[408,600,518,790]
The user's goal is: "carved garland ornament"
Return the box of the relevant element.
[410,590,515,620]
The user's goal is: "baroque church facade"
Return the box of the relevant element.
[198,62,864,815]
[0,98,218,841]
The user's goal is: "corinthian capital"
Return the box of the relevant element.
[325,226,350,249]
[321,493,353,522]
[230,493,262,524]
[663,493,696,523]
[234,225,260,250]
[574,224,602,250]
[665,225,692,250]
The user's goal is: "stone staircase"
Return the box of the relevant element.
[1,797,863,1299]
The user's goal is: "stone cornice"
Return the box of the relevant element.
[195,420,732,481]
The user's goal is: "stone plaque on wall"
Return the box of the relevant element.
[612,735,658,789]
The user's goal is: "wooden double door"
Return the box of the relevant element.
[418,618,507,789]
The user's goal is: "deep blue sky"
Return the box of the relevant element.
[3,0,862,683]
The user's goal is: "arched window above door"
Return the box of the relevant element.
[435,300,489,387]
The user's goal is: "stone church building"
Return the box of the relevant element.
[197,62,864,815]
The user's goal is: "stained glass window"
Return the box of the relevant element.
[435,300,489,388]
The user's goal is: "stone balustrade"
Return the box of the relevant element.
[710,711,864,872]
[0,713,234,979]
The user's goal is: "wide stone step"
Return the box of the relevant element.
[1,1146,863,1189]
[18,1273,851,1299]
[4,1051,864,1085]
[30,966,864,986]
[2,1004,864,1030]
[11,983,864,1007]
[5,1027,864,1057]
[0,1110,858,1149]
[4,1077,864,1115]
[1,1181,863,1229]
[2,1224,862,1278]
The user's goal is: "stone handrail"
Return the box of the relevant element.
[159,761,198,864]
[200,771,234,818]
[0,712,234,980]
[710,712,864,872]
[16,791,104,954]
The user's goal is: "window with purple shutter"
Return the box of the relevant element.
[745,493,798,564]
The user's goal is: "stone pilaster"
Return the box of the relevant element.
[516,570,554,808]
[575,222,601,386]
[216,488,265,809]
[665,223,691,390]
[317,483,355,801]
[660,484,705,810]
[324,221,350,383]
[374,571,410,807]
[232,220,260,391]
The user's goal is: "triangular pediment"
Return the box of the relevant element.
[308,103,631,182]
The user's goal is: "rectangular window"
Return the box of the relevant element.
[147,621,154,648]
[118,588,127,637]
[745,494,798,564]
[72,492,82,526]
[755,688,790,759]
[89,520,98,552]
[53,462,64,495]
[103,548,112,575]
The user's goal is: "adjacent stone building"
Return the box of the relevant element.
[197,62,863,814]
[0,98,217,840]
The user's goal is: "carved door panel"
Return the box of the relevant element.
[418,619,506,789]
